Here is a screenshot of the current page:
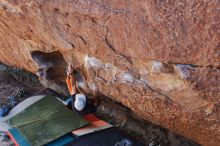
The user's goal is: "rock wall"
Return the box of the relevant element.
[0,0,219,145]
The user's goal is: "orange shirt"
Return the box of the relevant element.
[66,75,77,95]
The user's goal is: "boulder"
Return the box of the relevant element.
[0,0,219,145]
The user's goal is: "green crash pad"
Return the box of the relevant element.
[8,95,89,146]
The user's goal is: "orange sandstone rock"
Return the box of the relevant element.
[0,1,219,145]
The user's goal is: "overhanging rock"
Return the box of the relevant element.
[0,1,219,145]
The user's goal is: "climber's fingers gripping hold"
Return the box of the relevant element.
[67,64,74,75]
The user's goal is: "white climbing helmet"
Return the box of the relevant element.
[74,94,86,111]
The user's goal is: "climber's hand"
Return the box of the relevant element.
[67,64,74,75]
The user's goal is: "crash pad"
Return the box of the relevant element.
[68,128,144,146]
[7,127,30,146]
[0,95,45,132]
[72,114,113,136]
[8,127,75,146]
[46,134,75,146]
[7,95,89,146]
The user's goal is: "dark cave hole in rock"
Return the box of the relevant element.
[31,51,66,69]
[31,50,87,95]
[31,50,67,81]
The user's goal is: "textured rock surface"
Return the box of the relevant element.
[0,0,219,145]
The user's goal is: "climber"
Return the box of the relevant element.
[66,64,87,112]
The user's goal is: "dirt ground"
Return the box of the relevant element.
[0,64,43,146]
[0,64,200,146]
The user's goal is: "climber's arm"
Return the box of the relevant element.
[66,64,78,95]
[66,74,78,95]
